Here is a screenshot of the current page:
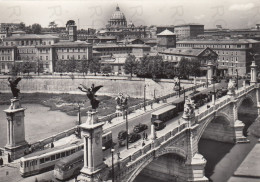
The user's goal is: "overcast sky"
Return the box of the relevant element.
[0,0,260,29]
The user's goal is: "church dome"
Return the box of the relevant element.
[110,5,126,20]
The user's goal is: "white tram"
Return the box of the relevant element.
[20,141,84,177]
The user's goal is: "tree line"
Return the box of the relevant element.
[124,54,202,79]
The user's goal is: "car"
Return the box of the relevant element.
[118,130,127,141]
[133,123,148,133]
[128,133,141,143]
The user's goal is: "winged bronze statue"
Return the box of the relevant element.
[78,84,103,110]
[8,77,22,98]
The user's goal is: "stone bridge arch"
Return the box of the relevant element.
[197,111,232,142]
[237,93,256,111]
[120,146,187,182]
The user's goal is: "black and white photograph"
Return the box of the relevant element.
[0,0,260,181]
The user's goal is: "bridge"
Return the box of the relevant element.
[77,62,260,182]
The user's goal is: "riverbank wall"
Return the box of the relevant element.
[0,75,196,99]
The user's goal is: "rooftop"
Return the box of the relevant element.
[157,29,175,36]
[4,34,59,40]
[177,39,260,44]
[53,40,92,47]
[174,23,204,27]
[160,48,205,56]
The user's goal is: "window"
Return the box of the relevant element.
[2,63,5,69]
[40,56,42,60]
[67,55,69,59]
[51,155,55,161]
[49,41,51,45]
[56,153,61,159]
[62,55,64,59]
[46,63,49,68]
[78,55,80,59]
[45,157,50,162]
[40,158,44,164]
[46,56,48,60]
[67,49,69,52]
[78,48,80,52]
[62,48,64,52]
[72,49,74,52]
[61,152,65,157]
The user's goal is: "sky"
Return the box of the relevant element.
[0,0,260,29]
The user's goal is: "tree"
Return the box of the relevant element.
[35,58,44,76]
[22,62,34,75]
[102,64,112,74]
[31,23,42,34]
[178,57,190,79]
[124,54,137,77]
[89,58,101,76]
[164,61,176,79]
[81,59,89,76]
[66,20,75,28]
[19,22,26,31]
[49,21,57,31]
[66,59,77,72]
[55,60,66,73]
[189,58,201,78]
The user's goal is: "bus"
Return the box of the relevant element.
[53,150,84,181]
[20,141,84,177]
[151,105,177,123]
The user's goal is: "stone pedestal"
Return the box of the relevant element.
[250,61,257,84]
[78,111,109,182]
[4,99,28,160]
[234,120,249,143]
[186,153,208,182]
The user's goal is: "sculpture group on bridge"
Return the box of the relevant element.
[183,96,195,119]
[8,77,22,98]
[78,83,103,110]
[115,92,128,109]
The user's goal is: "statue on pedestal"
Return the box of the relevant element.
[227,79,236,95]
[115,92,128,110]
[183,97,195,119]
[8,77,22,98]
[78,84,103,111]
[173,76,180,91]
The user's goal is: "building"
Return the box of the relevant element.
[157,29,176,51]
[93,43,151,57]
[87,36,117,44]
[0,31,92,73]
[159,47,218,76]
[176,39,260,76]
[0,23,20,33]
[174,24,204,40]
[103,5,147,40]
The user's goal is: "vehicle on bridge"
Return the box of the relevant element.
[133,123,148,133]
[151,105,178,123]
[20,141,84,177]
[128,133,141,143]
[153,120,166,131]
[20,132,113,177]
[118,130,127,147]
[53,150,84,181]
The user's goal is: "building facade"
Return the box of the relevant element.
[174,24,204,40]
[176,39,260,76]
[0,34,92,73]
[157,29,176,51]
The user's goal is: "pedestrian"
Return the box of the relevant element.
[145,133,148,140]
[0,157,3,166]
[51,142,54,148]
[117,151,121,160]
[7,153,11,163]
[143,132,145,140]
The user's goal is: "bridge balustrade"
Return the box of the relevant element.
[172,127,178,136]
[142,143,152,154]
[131,149,142,161]
[165,131,172,141]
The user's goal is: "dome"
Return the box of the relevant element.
[110,5,126,20]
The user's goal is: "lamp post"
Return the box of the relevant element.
[111,148,115,182]
[144,85,146,111]
[235,69,238,90]
[125,109,129,150]
[178,76,181,97]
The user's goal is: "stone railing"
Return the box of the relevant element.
[113,123,188,178]
[29,126,79,151]
[196,84,255,123]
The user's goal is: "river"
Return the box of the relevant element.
[0,103,87,148]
